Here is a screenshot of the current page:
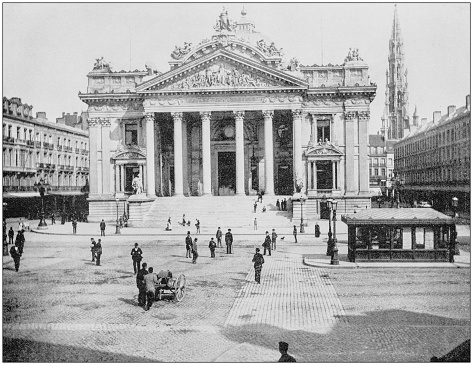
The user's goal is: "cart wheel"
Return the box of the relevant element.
[175,288,185,302]
[157,290,163,301]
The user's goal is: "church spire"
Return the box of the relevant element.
[383,4,410,140]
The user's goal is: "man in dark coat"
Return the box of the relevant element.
[72,219,77,234]
[263,231,272,256]
[95,239,102,266]
[51,213,55,225]
[192,238,198,264]
[209,238,216,258]
[276,199,281,211]
[225,229,233,254]
[252,248,264,284]
[8,227,14,245]
[314,222,321,238]
[100,219,106,236]
[15,231,25,255]
[293,225,298,243]
[278,341,296,362]
[271,229,278,250]
[90,238,97,262]
[136,262,148,307]
[131,242,143,274]
[216,227,223,247]
[144,267,159,311]
[185,231,193,258]
[10,242,21,272]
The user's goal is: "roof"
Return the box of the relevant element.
[369,134,385,147]
[341,208,455,226]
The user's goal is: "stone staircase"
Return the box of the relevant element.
[138,195,294,231]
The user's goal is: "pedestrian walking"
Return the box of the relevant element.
[144,267,159,311]
[254,217,258,230]
[182,214,186,226]
[131,243,143,274]
[282,198,287,211]
[252,248,264,284]
[136,262,148,307]
[192,238,198,264]
[100,219,106,236]
[314,222,320,238]
[15,231,25,255]
[262,206,266,213]
[72,219,77,234]
[293,225,298,243]
[90,238,97,262]
[209,237,216,258]
[263,231,272,256]
[216,227,223,248]
[95,239,102,266]
[8,227,14,245]
[276,199,281,211]
[225,229,233,254]
[51,213,55,225]
[195,219,200,234]
[10,242,22,272]
[253,201,257,213]
[278,341,296,362]
[271,228,278,250]
[18,219,24,232]
[185,231,193,258]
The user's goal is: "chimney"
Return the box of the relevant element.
[421,118,427,127]
[466,95,471,111]
[73,112,78,115]
[433,111,441,123]
[62,112,65,117]
[447,105,456,117]
[36,112,46,119]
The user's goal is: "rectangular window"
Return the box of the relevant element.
[374,158,378,165]
[125,124,138,145]
[381,168,385,176]
[380,158,385,165]
[17,127,21,139]
[374,168,379,176]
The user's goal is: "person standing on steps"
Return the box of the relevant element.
[192,238,198,264]
[72,219,77,234]
[276,199,281,211]
[131,243,143,274]
[185,231,193,258]
[252,248,264,284]
[293,225,298,243]
[195,219,201,234]
[225,229,233,254]
[253,201,257,213]
[100,219,106,236]
[263,231,272,256]
[314,222,320,238]
[209,237,216,258]
[8,227,14,245]
[215,227,222,248]
[271,228,278,250]
[136,262,148,307]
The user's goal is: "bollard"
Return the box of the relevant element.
[331,246,339,265]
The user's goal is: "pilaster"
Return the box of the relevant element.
[263,110,274,195]
[233,110,245,196]
[172,112,184,196]
[292,109,303,192]
[87,118,100,197]
[100,118,112,197]
[344,111,356,194]
[358,111,370,194]
[200,111,212,195]
[144,113,157,199]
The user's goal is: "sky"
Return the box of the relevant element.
[3,2,470,133]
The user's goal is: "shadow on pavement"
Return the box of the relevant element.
[118,297,139,307]
[221,309,470,362]
[3,337,159,362]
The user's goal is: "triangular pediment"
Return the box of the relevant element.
[137,49,308,93]
[112,145,146,160]
[305,142,343,157]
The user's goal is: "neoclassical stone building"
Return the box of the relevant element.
[79,9,376,222]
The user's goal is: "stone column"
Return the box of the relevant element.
[307,160,312,189]
[292,109,303,191]
[358,111,370,194]
[100,118,111,196]
[141,165,146,192]
[263,110,275,195]
[144,113,156,198]
[310,114,317,145]
[172,112,184,196]
[344,111,356,194]
[332,161,337,190]
[115,164,120,194]
[200,111,212,195]
[120,164,125,192]
[234,110,245,196]
[87,118,100,197]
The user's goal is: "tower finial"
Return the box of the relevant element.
[241,6,247,16]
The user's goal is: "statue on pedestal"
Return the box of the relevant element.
[132,174,143,195]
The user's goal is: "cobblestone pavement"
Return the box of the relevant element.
[3,230,470,362]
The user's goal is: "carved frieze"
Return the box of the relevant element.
[262,95,303,103]
[87,118,100,127]
[302,97,344,107]
[344,111,357,121]
[163,62,279,90]
[358,111,370,121]
[346,96,370,105]
[88,101,143,112]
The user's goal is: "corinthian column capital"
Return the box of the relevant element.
[144,113,155,123]
[233,110,245,120]
[292,109,303,119]
[344,111,357,121]
[171,112,184,122]
[262,110,274,119]
[358,111,370,121]
[199,111,212,121]
[87,118,100,127]
[99,118,111,127]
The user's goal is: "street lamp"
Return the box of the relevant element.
[3,203,8,256]
[321,194,333,256]
[451,197,459,219]
[299,194,306,233]
[37,179,48,228]
[115,198,121,234]
[330,199,339,265]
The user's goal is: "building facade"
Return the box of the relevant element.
[79,9,377,222]
[394,95,470,214]
[380,5,415,141]
[2,96,90,218]
[368,134,395,197]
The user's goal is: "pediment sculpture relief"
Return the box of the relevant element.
[305,141,342,156]
[163,63,279,90]
[256,39,283,57]
[171,42,193,60]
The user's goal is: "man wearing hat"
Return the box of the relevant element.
[278,341,296,362]
[252,248,264,284]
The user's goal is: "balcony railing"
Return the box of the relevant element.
[43,142,54,150]
[3,136,15,144]
[64,146,73,152]
[35,141,42,148]
[36,162,44,168]
[26,140,35,147]
[83,167,89,172]
[81,149,88,155]
[75,148,80,154]
[47,185,83,192]
[57,145,63,151]
[3,186,37,193]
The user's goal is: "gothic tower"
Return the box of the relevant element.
[381,5,411,140]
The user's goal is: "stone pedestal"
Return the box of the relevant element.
[127,194,154,227]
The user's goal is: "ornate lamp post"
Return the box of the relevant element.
[451,196,459,219]
[3,203,8,256]
[115,198,121,234]
[299,194,306,233]
[330,199,339,265]
[321,194,333,256]
[37,179,48,228]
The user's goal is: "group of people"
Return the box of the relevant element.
[8,224,26,272]
[166,215,200,234]
[184,227,234,263]
[89,238,103,265]
[276,198,288,211]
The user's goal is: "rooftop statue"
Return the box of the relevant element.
[93,57,110,71]
[344,48,363,63]
[214,7,237,32]
[257,39,284,57]
[171,42,193,60]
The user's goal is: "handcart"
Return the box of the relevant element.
[155,270,186,302]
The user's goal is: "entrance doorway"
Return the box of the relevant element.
[277,165,293,195]
[316,161,333,190]
[125,165,140,193]
[320,201,330,219]
[218,152,236,195]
